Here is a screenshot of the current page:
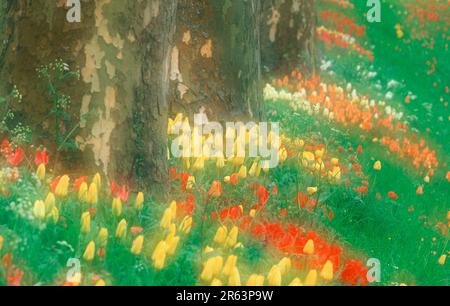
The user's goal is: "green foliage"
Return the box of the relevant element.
[36,59,81,152]
[0,86,32,144]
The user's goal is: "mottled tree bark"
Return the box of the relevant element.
[0,0,177,192]
[169,0,263,122]
[261,0,316,77]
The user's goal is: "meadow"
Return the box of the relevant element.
[0,0,448,286]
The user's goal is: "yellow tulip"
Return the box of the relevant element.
[212,256,224,276]
[131,235,144,255]
[93,173,101,188]
[278,257,292,275]
[307,187,318,195]
[33,200,46,220]
[166,235,180,255]
[246,274,265,286]
[228,267,241,286]
[373,161,382,171]
[331,158,339,166]
[160,208,173,229]
[304,269,317,286]
[152,241,167,270]
[289,277,303,286]
[201,257,221,281]
[112,197,122,217]
[222,255,238,276]
[81,212,91,234]
[224,226,239,248]
[115,219,127,239]
[211,278,222,286]
[438,255,447,266]
[135,192,144,210]
[95,279,106,286]
[86,183,98,205]
[320,260,334,281]
[179,216,193,235]
[44,192,55,212]
[249,161,261,177]
[51,207,59,223]
[36,163,46,180]
[249,209,257,218]
[424,175,430,183]
[204,246,214,254]
[169,201,177,217]
[303,239,314,255]
[214,226,228,245]
[78,182,88,201]
[98,228,109,248]
[55,175,70,197]
[0,235,4,251]
[238,166,247,178]
[83,241,95,261]
[278,148,288,163]
[267,265,282,286]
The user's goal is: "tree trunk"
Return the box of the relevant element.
[261,0,316,77]
[169,0,263,122]
[0,0,177,192]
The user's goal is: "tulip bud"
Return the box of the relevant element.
[179,216,193,235]
[98,228,109,248]
[36,163,46,180]
[131,235,144,255]
[0,235,4,251]
[135,192,144,210]
[81,212,91,234]
[160,208,173,229]
[438,255,447,266]
[268,265,282,286]
[51,207,59,223]
[228,267,241,286]
[78,182,88,201]
[373,161,382,171]
[201,257,218,281]
[303,239,314,255]
[152,240,167,270]
[249,161,261,177]
[55,175,70,197]
[246,274,265,286]
[93,173,101,188]
[320,260,334,281]
[86,183,98,205]
[278,257,292,275]
[238,166,247,178]
[289,277,303,286]
[83,241,95,261]
[115,219,127,239]
[95,279,106,286]
[304,269,317,286]
[44,192,56,212]
[166,235,180,256]
[222,255,238,277]
[33,200,46,220]
[211,278,222,286]
[112,197,122,217]
[214,226,228,245]
[224,226,239,248]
